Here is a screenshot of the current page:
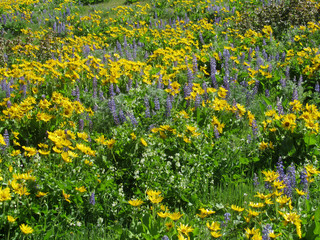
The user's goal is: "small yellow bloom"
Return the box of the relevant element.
[262,170,279,182]
[146,190,161,197]
[128,199,144,207]
[249,202,265,208]
[197,208,215,218]
[149,195,163,204]
[7,215,17,223]
[168,212,183,221]
[140,138,148,146]
[130,132,136,140]
[62,190,71,203]
[165,221,174,230]
[157,211,169,218]
[206,221,221,231]
[217,86,228,98]
[36,191,48,197]
[211,231,222,238]
[75,186,86,193]
[295,188,306,196]
[106,139,116,149]
[231,205,244,212]
[0,134,6,145]
[20,224,34,234]
[247,209,260,217]
[177,223,194,236]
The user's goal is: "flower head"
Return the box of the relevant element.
[128,199,144,207]
[20,224,34,234]
[177,223,194,236]
[7,215,17,223]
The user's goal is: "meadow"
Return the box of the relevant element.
[0,0,320,239]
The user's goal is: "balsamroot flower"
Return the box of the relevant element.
[20,224,34,234]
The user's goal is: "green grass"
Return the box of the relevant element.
[79,0,151,17]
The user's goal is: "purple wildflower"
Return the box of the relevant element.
[118,109,126,124]
[109,83,115,97]
[108,97,120,125]
[252,119,258,137]
[292,88,298,101]
[300,168,309,199]
[280,77,286,88]
[265,89,270,97]
[144,96,150,118]
[154,97,160,111]
[128,112,138,127]
[90,192,96,205]
[165,95,172,118]
[315,82,320,93]
[78,119,84,131]
[262,224,272,240]
[277,97,284,115]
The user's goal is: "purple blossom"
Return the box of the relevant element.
[265,89,270,97]
[144,96,150,118]
[202,82,208,101]
[90,192,95,205]
[262,224,272,240]
[253,173,259,187]
[109,83,115,97]
[276,158,285,181]
[199,31,205,45]
[7,100,12,108]
[119,109,126,124]
[292,88,298,101]
[79,119,84,131]
[315,82,320,92]
[277,97,284,115]
[108,97,120,125]
[280,77,286,88]
[126,79,133,92]
[154,97,160,111]
[187,68,193,88]
[300,168,309,199]
[252,119,258,137]
[165,95,172,118]
[192,54,198,73]
[224,212,231,222]
[157,74,163,89]
[3,129,9,146]
[285,66,290,80]
[128,112,138,127]
[92,76,97,98]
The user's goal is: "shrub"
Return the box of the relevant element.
[80,0,110,5]
[235,0,320,40]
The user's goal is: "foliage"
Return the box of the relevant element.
[235,0,320,40]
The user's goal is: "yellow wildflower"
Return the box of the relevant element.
[7,215,17,223]
[20,224,33,234]
[128,199,144,207]
[231,205,244,212]
[206,221,221,231]
[177,223,194,236]
[168,212,183,221]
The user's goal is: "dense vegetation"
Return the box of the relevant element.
[0,0,320,239]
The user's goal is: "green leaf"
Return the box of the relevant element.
[262,96,272,106]
[314,207,320,236]
[304,135,317,146]
[239,157,250,165]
